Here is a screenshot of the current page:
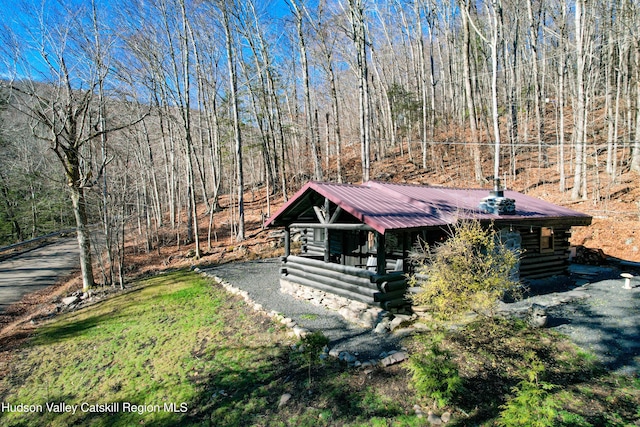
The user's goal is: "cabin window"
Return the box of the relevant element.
[540,227,554,253]
[314,228,325,242]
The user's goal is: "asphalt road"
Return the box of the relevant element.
[0,238,80,313]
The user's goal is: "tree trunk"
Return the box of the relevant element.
[572,0,588,200]
[350,0,371,182]
[461,0,483,182]
[70,186,95,292]
[632,44,640,172]
[222,1,245,241]
[290,0,323,181]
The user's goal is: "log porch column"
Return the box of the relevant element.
[284,226,291,258]
[324,198,330,263]
[376,232,386,274]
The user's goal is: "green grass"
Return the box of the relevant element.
[0,271,292,426]
[0,270,423,427]
[1,271,639,426]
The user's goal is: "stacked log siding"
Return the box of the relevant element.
[282,255,409,308]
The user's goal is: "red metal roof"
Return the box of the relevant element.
[264,181,592,234]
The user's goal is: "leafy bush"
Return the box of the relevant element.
[409,220,521,322]
[407,333,462,408]
[298,331,330,386]
[497,352,562,427]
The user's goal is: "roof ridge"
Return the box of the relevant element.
[366,180,500,192]
[364,181,452,215]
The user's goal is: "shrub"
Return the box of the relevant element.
[497,352,562,427]
[407,333,462,408]
[298,331,330,386]
[409,220,521,322]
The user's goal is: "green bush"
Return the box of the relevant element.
[409,220,521,322]
[497,353,562,427]
[298,331,330,386]
[407,333,462,408]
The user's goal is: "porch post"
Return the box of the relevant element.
[376,232,386,274]
[284,226,291,258]
[324,198,330,263]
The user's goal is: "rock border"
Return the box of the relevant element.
[195,266,411,368]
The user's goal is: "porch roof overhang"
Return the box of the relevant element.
[264,181,593,234]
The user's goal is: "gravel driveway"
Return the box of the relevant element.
[545,278,640,375]
[502,265,640,376]
[202,259,403,360]
[205,259,640,375]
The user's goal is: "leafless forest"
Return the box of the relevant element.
[0,0,639,290]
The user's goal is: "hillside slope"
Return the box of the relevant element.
[184,144,638,267]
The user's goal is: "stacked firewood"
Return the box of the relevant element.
[573,245,607,265]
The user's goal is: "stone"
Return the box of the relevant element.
[427,411,443,425]
[278,393,292,408]
[62,296,79,306]
[374,322,388,334]
[391,327,416,338]
[389,317,406,331]
[528,303,548,328]
[285,320,297,328]
[292,326,309,338]
[359,311,377,328]
[338,307,353,320]
[380,351,408,367]
[339,352,357,363]
[412,305,429,314]
[441,411,451,423]
[349,301,369,311]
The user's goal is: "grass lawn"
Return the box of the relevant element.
[1,269,639,426]
[0,271,421,426]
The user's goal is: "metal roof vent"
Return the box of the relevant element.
[479,178,516,215]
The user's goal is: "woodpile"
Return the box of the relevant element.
[572,245,607,265]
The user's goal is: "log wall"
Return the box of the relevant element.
[281,255,409,309]
[518,226,572,279]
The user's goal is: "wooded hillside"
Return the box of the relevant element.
[1,0,639,288]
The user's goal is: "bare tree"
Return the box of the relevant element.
[220,0,245,241]
[461,0,483,182]
[348,0,371,182]
[289,0,323,181]
[572,0,589,200]
[1,3,148,290]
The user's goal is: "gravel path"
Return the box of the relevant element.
[205,259,640,375]
[545,279,640,375]
[202,259,403,360]
[502,265,640,376]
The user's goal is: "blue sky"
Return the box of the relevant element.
[0,0,295,81]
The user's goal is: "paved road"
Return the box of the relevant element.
[0,238,79,313]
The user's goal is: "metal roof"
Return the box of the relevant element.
[264,181,592,234]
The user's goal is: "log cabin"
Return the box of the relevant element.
[264,181,592,309]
